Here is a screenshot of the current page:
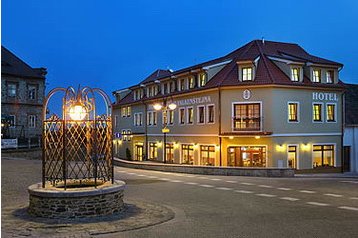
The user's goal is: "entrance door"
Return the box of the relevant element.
[343,146,351,172]
[135,144,143,161]
[287,145,297,169]
[228,146,266,167]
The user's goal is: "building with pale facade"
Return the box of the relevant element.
[113,40,344,170]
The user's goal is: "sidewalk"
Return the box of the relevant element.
[295,172,358,178]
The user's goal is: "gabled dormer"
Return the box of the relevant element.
[237,58,259,82]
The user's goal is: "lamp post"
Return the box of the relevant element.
[153,99,177,163]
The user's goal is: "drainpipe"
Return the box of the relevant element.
[218,86,222,166]
[341,91,345,173]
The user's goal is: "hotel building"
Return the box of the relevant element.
[113,40,344,170]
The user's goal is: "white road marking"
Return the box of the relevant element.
[350,197,358,200]
[280,197,300,201]
[199,184,214,188]
[147,176,158,179]
[226,180,238,184]
[258,185,273,188]
[300,190,316,194]
[215,187,233,191]
[241,182,255,186]
[185,175,196,178]
[256,193,277,198]
[169,180,182,183]
[127,173,137,175]
[235,190,254,194]
[137,174,145,177]
[198,176,209,179]
[340,181,358,184]
[162,172,171,175]
[159,178,170,181]
[338,206,358,212]
[210,178,222,181]
[185,182,198,185]
[277,187,292,191]
[324,193,343,198]
[306,202,329,206]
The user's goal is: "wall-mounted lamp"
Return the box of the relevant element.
[276,144,285,152]
[302,143,310,151]
[157,141,163,147]
[255,136,261,140]
[229,136,234,140]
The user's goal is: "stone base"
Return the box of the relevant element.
[28,180,125,219]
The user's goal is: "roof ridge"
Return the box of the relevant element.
[1,46,37,71]
[255,41,275,83]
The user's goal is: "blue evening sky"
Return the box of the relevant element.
[2,0,358,102]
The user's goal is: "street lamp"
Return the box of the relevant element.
[153,99,177,163]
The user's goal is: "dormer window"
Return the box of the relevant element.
[326,70,334,84]
[312,69,321,83]
[198,73,207,87]
[242,67,253,81]
[179,78,186,91]
[291,67,300,82]
[189,76,195,89]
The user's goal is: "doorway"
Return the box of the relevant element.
[227,146,266,167]
[343,146,351,172]
[135,143,144,161]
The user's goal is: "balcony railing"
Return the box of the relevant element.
[232,117,261,131]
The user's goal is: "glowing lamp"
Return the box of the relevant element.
[69,103,87,121]
[168,103,177,110]
[153,103,163,111]
[255,136,261,139]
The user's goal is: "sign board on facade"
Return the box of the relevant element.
[175,96,211,106]
[1,138,18,149]
[312,92,338,101]
[242,89,251,100]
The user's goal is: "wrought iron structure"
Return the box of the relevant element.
[42,86,113,189]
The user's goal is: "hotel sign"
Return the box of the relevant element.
[175,96,212,106]
[312,92,338,101]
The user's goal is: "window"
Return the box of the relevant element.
[168,110,174,125]
[165,143,174,163]
[181,144,194,164]
[189,76,195,89]
[179,108,185,124]
[288,102,299,122]
[197,106,205,124]
[121,106,131,117]
[126,129,132,141]
[326,70,334,83]
[200,145,215,166]
[29,115,37,128]
[313,145,334,167]
[7,83,17,97]
[180,78,186,91]
[199,73,207,87]
[121,129,127,141]
[313,103,322,122]
[291,68,300,82]
[207,105,215,123]
[233,103,260,131]
[134,89,144,100]
[242,67,253,81]
[134,113,143,126]
[121,129,131,141]
[312,69,321,83]
[187,107,194,124]
[8,115,16,127]
[149,142,158,160]
[326,104,336,122]
[162,82,169,95]
[115,115,119,127]
[28,85,37,100]
[287,145,297,169]
[170,81,176,93]
[127,107,131,117]
[147,111,152,125]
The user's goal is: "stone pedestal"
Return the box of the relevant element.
[28,180,125,219]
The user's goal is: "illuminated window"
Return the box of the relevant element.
[207,105,215,123]
[168,110,174,125]
[127,107,131,117]
[197,106,205,124]
[28,85,37,100]
[134,113,143,126]
[7,83,17,97]
[242,67,253,81]
[187,107,194,124]
[121,107,127,117]
[288,103,299,122]
[291,68,300,82]
[199,73,207,87]
[233,103,260,131]
[181,144,194,164]
[327,104,336,122]
[189,76,195,89]
[200,145,215,166]
[313,145,334,167]
[287,146,297,169]
[326,70,334,83]
[165,143,174,163]
[179,108,185,124]
[121,129,127,141]
[313,104,322,122]
[149,142,158,160]
[312,69,321,83]
[180,78,186,91]
[126,129,132,141]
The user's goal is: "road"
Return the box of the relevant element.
[104,166,358,238]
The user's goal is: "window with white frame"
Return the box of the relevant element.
[180,78,186,91]
[326,103,336,122]
[313,103,323,122]
[147,111,152,126]
[126,129,132,141]
[134,113,143,126]
[187,107,194,124]
[121,129,127,141]
[312,69,321,83]
[197,106,205,124]
[28,84,37,100]
[168,110,174,125]
[7,82,17,97]
[189,76,195,89]
[288,102,299,122]
[198,73,207,87]
[121,106,131,117]
[291,67,300,82]
[28,115,36,128]
[207,105,215,123]
[179,108,185,124]
[326,70,334,84]
[242,67,253,81]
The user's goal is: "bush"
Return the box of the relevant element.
[126,148,132,161]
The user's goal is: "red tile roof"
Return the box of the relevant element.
[115,40,344,106]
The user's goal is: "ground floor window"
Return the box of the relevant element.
[313,145,334,167]
[200,145,215,166]
[166,143,174,163]
[181,144,194,164]
[227,146,266,167]
[149,142,158,160]
[287,145,297,169]
[134,144,143,161]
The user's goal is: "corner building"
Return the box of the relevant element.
[113,40,344,171]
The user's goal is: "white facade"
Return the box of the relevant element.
[343,126,358,173]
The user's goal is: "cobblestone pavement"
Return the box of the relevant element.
[1,158,174,237]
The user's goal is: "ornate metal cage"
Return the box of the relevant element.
[42,86,113,189]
